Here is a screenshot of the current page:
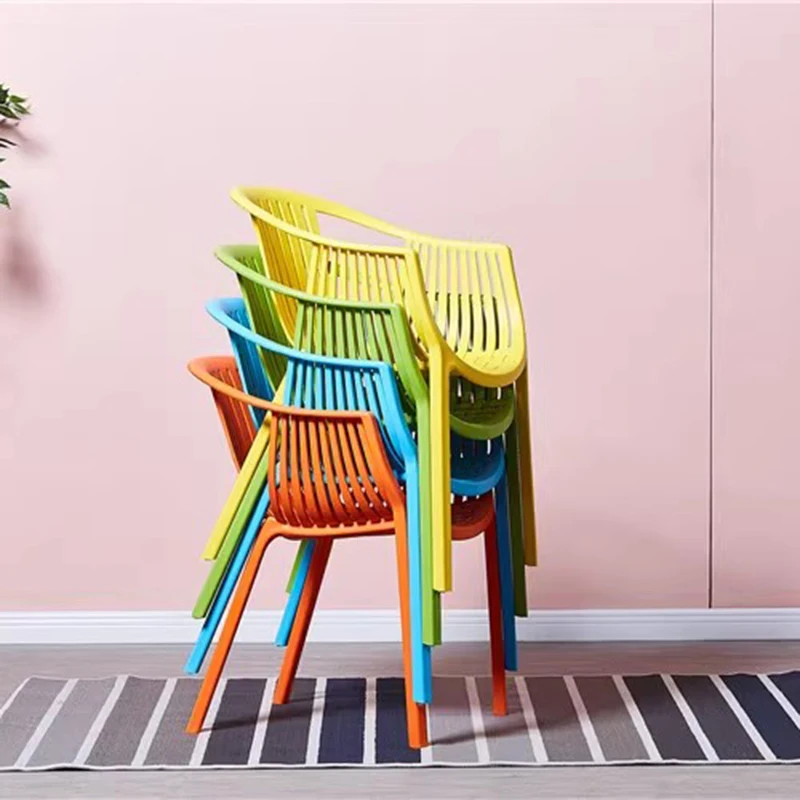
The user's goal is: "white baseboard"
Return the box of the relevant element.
[1,608,799,645]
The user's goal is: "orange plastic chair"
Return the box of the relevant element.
[185,356,508,749]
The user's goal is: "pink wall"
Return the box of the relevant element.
[1,3,719,612]
[712,4,800,606]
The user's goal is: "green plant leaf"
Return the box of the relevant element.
[0,179,9,189]
[0,105,20,120]
[0,192,9,208]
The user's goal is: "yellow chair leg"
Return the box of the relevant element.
[201,422,270,561]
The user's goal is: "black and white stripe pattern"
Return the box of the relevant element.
[3,673,800,770]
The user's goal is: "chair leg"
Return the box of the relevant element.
[404,461,432,705]
[505,419,528,617]
[273,538,333,705]
[415,408,442,648]
[483,518,508,716]
[494,471,518,672]
[515,366,537,566]
[274,540,315,647]
[429,351,453,593]
[186,526,276,734]
[185,489,271,674]
[393,510,429,749]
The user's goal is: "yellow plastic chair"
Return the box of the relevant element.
[231,187,536,593]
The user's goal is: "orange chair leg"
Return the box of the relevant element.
[186,528,276,734]
[393,511,429,749]
[484,519,508,716]
[273,538,333,705]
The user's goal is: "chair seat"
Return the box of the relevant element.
[450,439,504,496]
[270,491,494,541]
[450,381,515,440]
[452,493,495,540]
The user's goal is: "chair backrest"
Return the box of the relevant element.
[231,189,322,336]
[210,296,496,477]
[189,356,402,529]
[230,189,414,338]
[196,355,256,470]
[221,298,274,430]
[230,187,523,362]
[207,297,416,473]
[267,407,397,528]
[216,246,429,413]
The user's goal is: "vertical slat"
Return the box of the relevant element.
[308,417,335,523]
[469,247,483,352]
[458,247,471,353]
[431,245,447,339]
[297,414,322,525]
[325,419,360,520]
[479,248,498,354]
[383,253,403,307]
[317,418,348,525]
[335,420,372,521]
[269,415,288,525]
[286,411,307,527]
[492,250,512,350]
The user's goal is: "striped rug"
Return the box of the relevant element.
[3,673,800,770]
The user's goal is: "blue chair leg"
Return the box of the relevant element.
[495,471,518,672]
[184,488,270,675]
[274,541,315,647]
[405,461,432,704]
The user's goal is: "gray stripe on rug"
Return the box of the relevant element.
[144,678,201,766]
[85,677,166,767]
[26,677,116,768]
[574,675,649,761]
[0,678,67,768]
[430,675,479,763]
[525,677,593,762]
[476,677,535,762]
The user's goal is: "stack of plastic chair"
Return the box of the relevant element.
[185,190,536,750]
[229,188,536,595]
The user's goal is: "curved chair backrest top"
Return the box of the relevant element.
[208,297,416,473]
[230,187,526,373]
